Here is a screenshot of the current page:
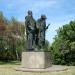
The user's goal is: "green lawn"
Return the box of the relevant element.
[0,61,75,75]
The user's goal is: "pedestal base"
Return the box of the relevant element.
[21,52,52,69]
[15,52,68,72]
[15,65,68,72]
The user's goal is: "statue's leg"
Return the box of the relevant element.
[27,34,33,50]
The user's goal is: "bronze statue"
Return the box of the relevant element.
[25,11,50,51]
[36,15,50,49]
[25,10,36,50]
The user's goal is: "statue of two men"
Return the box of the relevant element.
[25,10,49,51]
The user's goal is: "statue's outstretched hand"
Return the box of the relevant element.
[46,24,50,29]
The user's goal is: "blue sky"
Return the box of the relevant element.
[0,0,75,43]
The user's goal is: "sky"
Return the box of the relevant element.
[0,0,75,43]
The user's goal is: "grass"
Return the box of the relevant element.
[0,61,75,75]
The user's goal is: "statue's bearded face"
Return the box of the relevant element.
[41,18,46,20]
[41,15,47,20]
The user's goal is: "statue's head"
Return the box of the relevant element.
[41,15,47,19]
[28,10,32,16]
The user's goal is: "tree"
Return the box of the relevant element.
[0,11,25,61]
[51,20,75,65]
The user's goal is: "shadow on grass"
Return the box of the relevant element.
[0,61,21,65]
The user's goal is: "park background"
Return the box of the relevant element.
[0,0,75,75]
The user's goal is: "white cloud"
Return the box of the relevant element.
[30,0,58,14]
[5,0,60,15]
[7,3,14,10]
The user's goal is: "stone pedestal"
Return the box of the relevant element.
[15,51,68,72]
[21,52,52,69]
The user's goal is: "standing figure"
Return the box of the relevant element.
[36,15,49,49]
[25,10,36,51]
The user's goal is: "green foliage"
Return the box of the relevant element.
[0,11,25,61]
[51,20,75,65]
